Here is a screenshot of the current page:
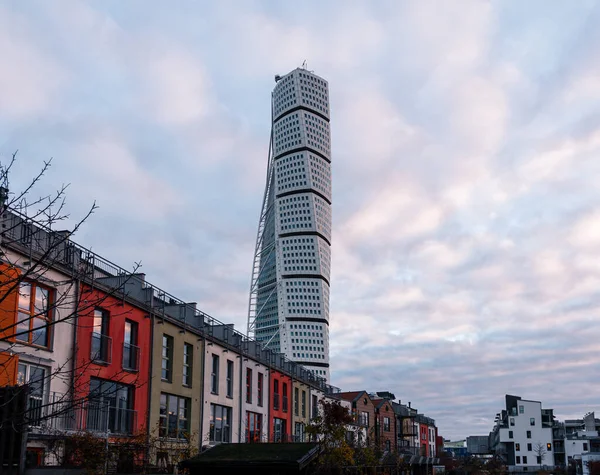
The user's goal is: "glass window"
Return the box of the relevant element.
[302,391,306,417]
[509,431,513,439]
[87,377,134,434]
[257,372,263,406]
[294,387,299,416]
[159,393,190,440]
[183,343,193,387]
[510,418,515,426]
[516,443,520,451]
[161,335,173,382]
[246,411,262,443]
[91,309,110,363]
[17,363,46,426]
[519,405,524,414]
[273,417,286,442]
[516,456,521,464]
[226,360,233,398]
[527,443,532,451]
[527,430,531,438]
[384,417,391,432]
[530,418,535,426]
[16,282,51,347]
[210,404,232,443]
[246,368,252,404]
[211,354,219,394]
[523,456,528,464]
[122,320,139,371]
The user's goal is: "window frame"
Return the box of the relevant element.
[122,320,139,372]
[91,308,111,363]
[16,281,53,348]
[211,354,219,394]
[210,403,232,443]
[246,411,262,443]
[17,362,47,426]
[161,334,173,382]
[257,372,263,406]
[159,393,191,440]
[384,416,391,432]
[182,343,193,387]
[246,368,252,404]
[226,360,234,398]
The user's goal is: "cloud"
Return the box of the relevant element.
[2,0,600,441]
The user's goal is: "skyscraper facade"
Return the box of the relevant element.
[248,68,332,381]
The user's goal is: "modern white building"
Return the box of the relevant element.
[491,395,555,471]
[248,67,332,382]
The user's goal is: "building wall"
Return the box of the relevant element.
[292,380,310,441]
[374,401,396,451]
[240,356,269,443]
[345,393,376,445]
[269,369,293,441]
[76,284,151,436]
[148,318,203,454]
[201,340,241,445]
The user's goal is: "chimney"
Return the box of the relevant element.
[408,402,411,408]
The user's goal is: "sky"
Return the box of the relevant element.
[2,0,600,440]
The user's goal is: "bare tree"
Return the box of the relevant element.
[0,151,145,465]
[534,442,547,469]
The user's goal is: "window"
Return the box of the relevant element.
[210,404,232,443]
[537,456,541,464]
[87,378,134,434]
[519,405,524,414]
[17,363,46,426]
[211,354,219,394]
[161,335,173,381]
[183,343,193,386]
[246,412,262,443]
[510,418,515,426]
[530,417,535,426]
[273,417,286,442]
[16,282,51,348]
[273,379,280,410]
[257,372,263,406]
[122,320,139,371]
[509,431,513,439]
[294,387,299,416]
[527,443,532,451]
[282,383,288,412]
[359,411,369,427]
[547,443,552,451]
[584,443,589,451]
[302,390,306,417]
[226,360,233,397]
[384,417,391,432]
[312,394,318,418]
[516,456,521,464]
[245,368,252,403]
[523,456,528,464]
[91,309,111,363]
[527,430,531,439]
[516,443,521,451]
[295,422,305,442]
[159,393,190,439]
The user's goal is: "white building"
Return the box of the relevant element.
[491,395,555,471]
[248,67,332,382]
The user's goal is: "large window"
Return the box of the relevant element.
[384,416,391,432]
[257,372,263,406]
[161,335,173,382]
[211,354,219,394]
[16,282,51,348]
[312,394,318,418]
[210,404,232,443]
[159,393,190,440]
[246,368,252,403]
[294,387,299,416]
[91,309,110,363]
[17,363,46,426]
[359,411,369,427]
[302,390,306,417]
[183,343,193,387]
[246,411,262,443]
[226,360,234,398]
[273,417,287,442]
[295,422,305,442]
[87,378,134,434]
[122,320,139,371]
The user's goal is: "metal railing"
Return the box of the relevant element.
[282,396,288,412]
[273,393,280,411]
[91,332,112,364]
[122,342,140,371]
[86,401,136,435]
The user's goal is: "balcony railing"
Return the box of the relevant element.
[91,332,112,364]
[273,393,280,411]
[282,396,288,413]
[122,343,140,371]
[25,393,136,435]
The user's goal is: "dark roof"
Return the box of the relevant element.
[339,390,366,403]
[180,443,320,471]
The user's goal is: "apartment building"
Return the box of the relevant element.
[371,393,397,452]
[339,391,376,446]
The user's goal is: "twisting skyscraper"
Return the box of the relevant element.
[248,67,332,382]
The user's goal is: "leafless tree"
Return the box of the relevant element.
[534,441,547,469]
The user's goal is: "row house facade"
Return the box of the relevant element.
[0,209,338,469]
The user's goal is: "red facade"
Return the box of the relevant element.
[269,369,292,441]
[75,284,151,436]
[420,423,430,456]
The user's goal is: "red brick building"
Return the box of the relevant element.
[339,391,376,446]
[372,397,397,452]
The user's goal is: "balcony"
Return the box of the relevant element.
[122,342,140,371]
[25,393,136,436]
[91,332,112,364]
[273,393,280,411]
[282,396,288,413]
